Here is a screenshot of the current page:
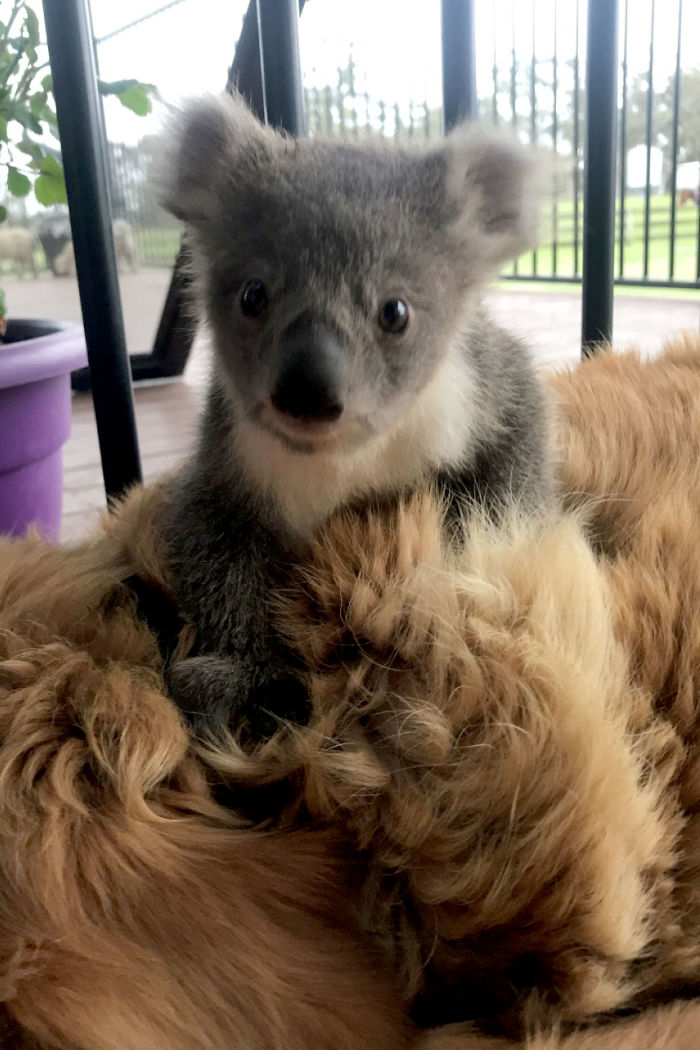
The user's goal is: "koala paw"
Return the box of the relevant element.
[246,673,312,738]
[164,656,311,741]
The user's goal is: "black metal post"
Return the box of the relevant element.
[72,247,198,393]
[508,2,519,277]
[581,0,619,356]
[529,7,538,274]
[642,0,655,279]
[551,2,558,276]
[618,0,629,277]
[441,0,478,131]
[491,7,499,125]
[227,0,270,119]
[668,0,683,280]
[256,0,306,134]
[573,0,581,275]
[136,0,308,394]
[43,0,142,498]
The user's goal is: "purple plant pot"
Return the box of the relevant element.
[0,319,87,540]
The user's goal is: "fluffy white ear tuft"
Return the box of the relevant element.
[443,124,545,268]
[159,93,276,225]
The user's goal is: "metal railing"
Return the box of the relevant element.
[92,0,699,291]
[485,0,698,292]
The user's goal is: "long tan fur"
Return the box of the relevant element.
[0,335,699,1048]
[205,334,700,1038]
[419,1000,700,1049]
[0,483,409,1050]
[551,334,700,993]
[243,497,688,1028]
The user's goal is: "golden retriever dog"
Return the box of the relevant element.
[418,999,700,1049]
[0,482,410,1049]
[1,335,699,1049]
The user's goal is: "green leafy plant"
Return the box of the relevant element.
[0,0,154,332]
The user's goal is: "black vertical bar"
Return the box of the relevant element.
[337,69,347,137]
[510,2,518,133]
[226,0,267,118]
[642,0,655,278]
[42,0,142,498]
[618,0,629,276]
[441,0,478,131]
[551,0,558,275]
[573,0,580,275]
[581,0,619,355]
[529,7,537,142]
[510,1,519,274]
[148,249,196,374]
[134,0,307,398]
[530,1,537,273]
[256,0,305,134]
[491,3,499,126]
[351,99,359,138]
[324,85,333,134]
[668,0,683,280]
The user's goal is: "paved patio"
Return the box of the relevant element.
[1,269,697,542]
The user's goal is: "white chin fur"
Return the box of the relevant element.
[232,348,491,541]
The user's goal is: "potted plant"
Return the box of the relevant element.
[0,0,152,539]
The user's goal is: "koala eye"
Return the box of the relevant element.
[378,298,409,334]
[240,279,268,318]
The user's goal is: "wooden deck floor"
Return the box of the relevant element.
[1,270,696,543]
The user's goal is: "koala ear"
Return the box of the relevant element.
[159,93,277,224]
[442,124,543,269]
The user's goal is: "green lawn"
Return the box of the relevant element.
[506,194,698,283]
[134,226,182,267]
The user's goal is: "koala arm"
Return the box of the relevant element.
[165,654,309,740]
[161,471,309,739]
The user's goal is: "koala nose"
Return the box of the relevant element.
[271,316,345,423]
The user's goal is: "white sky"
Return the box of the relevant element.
[85,0,700,145]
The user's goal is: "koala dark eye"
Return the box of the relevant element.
[240,279,268,318]
[378,298,409,334]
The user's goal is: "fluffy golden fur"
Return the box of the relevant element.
[419,1000,700,1049]
[205,334,700,1039]
[0,335,699,1049]
[218,498,689,1028]
[551,335,700,1006]
[0,481,409,1049]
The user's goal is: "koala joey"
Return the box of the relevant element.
[158,92,553,742]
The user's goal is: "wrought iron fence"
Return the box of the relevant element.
[96,0,698,290]
[302,2,698,290]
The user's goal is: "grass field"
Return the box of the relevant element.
[506,194,699,284]
[134,226,182,268]
[133,194,699,287]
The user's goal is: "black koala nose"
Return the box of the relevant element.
[271,374,343,422]
[271,316,345,423]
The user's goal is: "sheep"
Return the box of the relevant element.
[54,219,139,276]
[0,227,40,277]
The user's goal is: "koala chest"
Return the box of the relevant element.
[234,350,488,541]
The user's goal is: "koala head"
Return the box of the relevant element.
[162,93,540,458]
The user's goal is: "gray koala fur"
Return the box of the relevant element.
[158,92,554,739]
